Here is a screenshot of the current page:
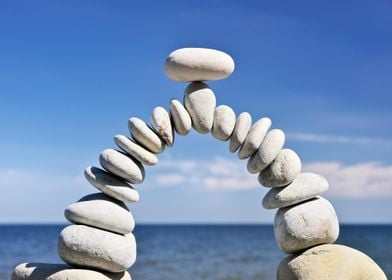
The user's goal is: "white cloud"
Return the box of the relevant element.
[154,174,187,186]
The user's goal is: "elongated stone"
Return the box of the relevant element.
[262,172,329,209]
[84,166,139,203]
[247,129,285,173]
[164,48,235,82]
[212,105,236,141]
[184,82,216,134]
[128,117,165,153]
[114,134,158,166]
[99,149,145,184]
[238,117,271,159]
[229,112,252,153]
[58,225,136,273]
[170,99,192,136]
[274,197,339,253]
[151,106,174,147]
[258,149,301,187]
[12,263,132,280]
[65,193,134,235]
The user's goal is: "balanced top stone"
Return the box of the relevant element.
[164,48,235,82]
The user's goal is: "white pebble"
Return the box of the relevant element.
[114,134,158,166]
[212,105,236,141]
[151,106,174,147]
[170,99,192,136]
[238,118,271,159]
[128,117,165,153]
[229,112,252,153]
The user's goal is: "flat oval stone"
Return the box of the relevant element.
[164,48,235,82]
[247,129,285,173]
[229,112,252,153]
[114,134,158,166]
[151,106,174,147]
[128,117,165,153]
[211,105,236,141]
[58,225,136,273]
[84,166,139,203]
[238,117,271,160]
[258,149,301,187]
[99,149,145,184]
[274,197,339,254]
[12,262,132,280]
[278,244,387,280]
[262,172,329,209]
[170,99,192,136]
[65,193,134,235]
[184,82,216,134]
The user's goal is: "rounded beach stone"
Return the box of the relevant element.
[278,244,387,280]
[65,193,134,235]
[258,149,301,187]
[169,99,192,135]
[84,166,139,203]
[151,106,174,147]
[184,82,216,134]
[229,112,252,153]
[12,263,132,280]
[99,149,145,184]
[128,117,165,153]
[247,129,285,173]
[114,134,158,166]
[211,105,236,141]
[238,117,271,160]
[164,47,235,82]
[58,225,136,273]
[262,172,329,209]
[274,197,339,254]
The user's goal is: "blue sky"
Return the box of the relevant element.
[0,0,391,223]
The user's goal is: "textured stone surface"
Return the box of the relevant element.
[184,82,216,134]
[258,149,301,187]
[12,263,132,280]
[238,117,271,160]
[211,105,236,141]
[114,135,158,166]
[278,244,387,280]
[151,106,174,147]
[247,129,285,173]
[229,112,252,153]
[274,197,339,253]
[164,48,235,82]
[128,117,165,153]
[84,166,139,203]
[99,149,145,184]
[169,99,192,136]
[65,193,134,235]
[58,225,136,273]
[262,172,329,209]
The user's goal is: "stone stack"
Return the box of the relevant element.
[12,47,386,280]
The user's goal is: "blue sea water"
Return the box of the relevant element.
[0,225,391,279]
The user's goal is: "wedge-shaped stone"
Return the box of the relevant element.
[114,134,158,166]
[128,117,165,153]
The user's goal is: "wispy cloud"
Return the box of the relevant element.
[287,132,392,146]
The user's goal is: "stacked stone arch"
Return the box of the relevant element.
[12,48,386,280]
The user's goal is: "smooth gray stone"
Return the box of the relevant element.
[128,117,165,153]
[274,197,339,254]
[84,166,139,203]
[58,225,136,273]
[151,106,174,147]
[65,193,134,235]
[99,149,145,184]
[238,117,271,159]
[247,129,285,173]
[164,48,235,82]
[262,172,329,209]
[258,149,301,187]
[12,262,132,280]
[211,105,236,141]
[169,99,192,135]
[114,134,158,166]
[184,82,216,134]
[229,112,252,153]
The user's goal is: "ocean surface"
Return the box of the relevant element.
[0,225,391,280]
